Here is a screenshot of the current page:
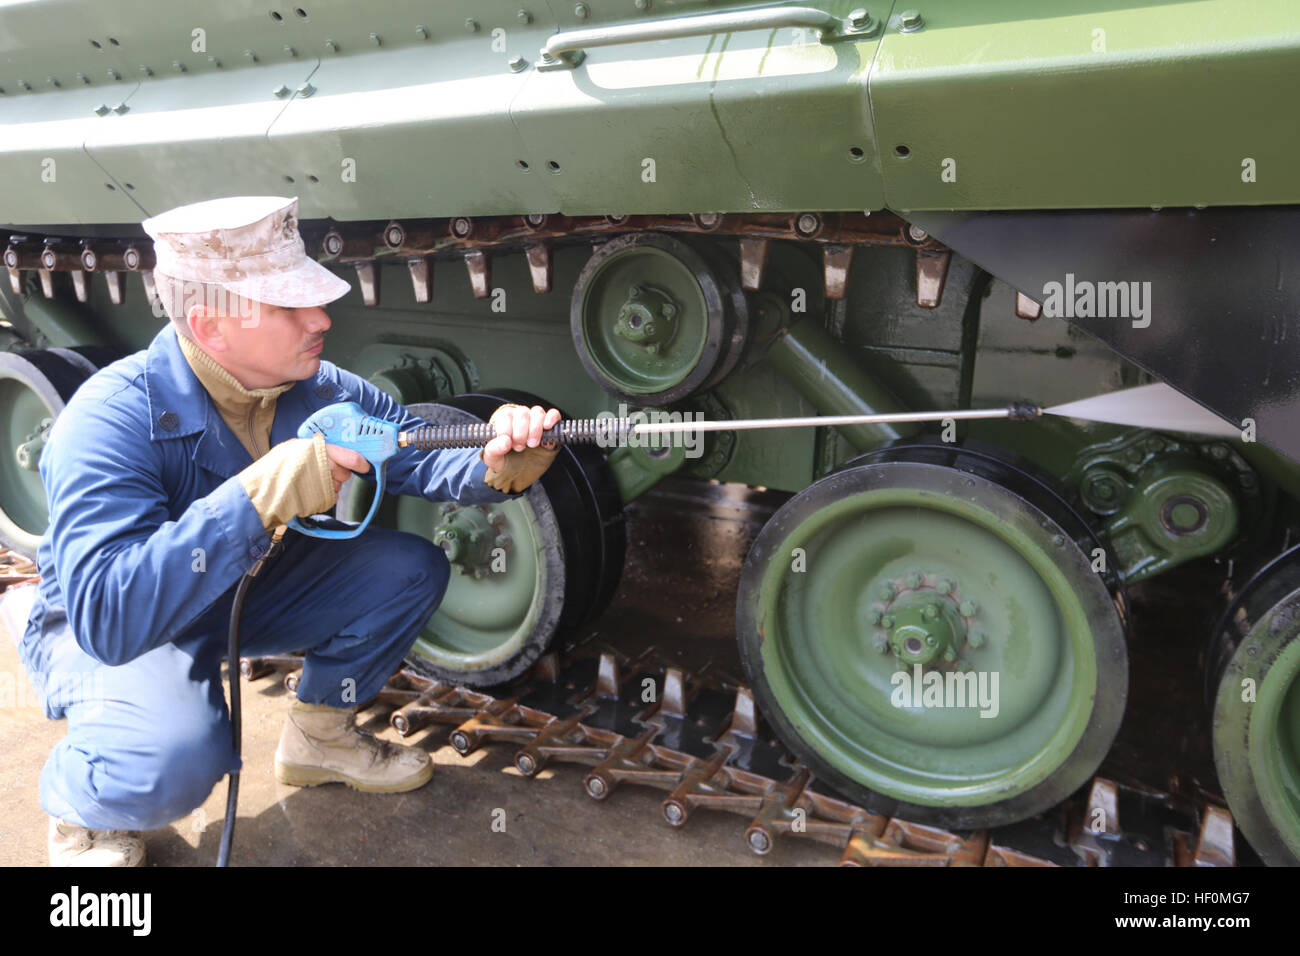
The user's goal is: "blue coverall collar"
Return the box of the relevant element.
[142,324,340,480]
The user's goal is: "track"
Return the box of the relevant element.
[239,640,1238,868]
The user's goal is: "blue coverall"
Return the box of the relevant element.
[18,324,518,831]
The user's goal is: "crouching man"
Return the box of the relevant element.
[19,196,560,865]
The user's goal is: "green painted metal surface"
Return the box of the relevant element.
[1064,430,1255,583]
[1103,464,1238,583]
[16,291,111,349]
[870,1,1300,211]
[608,441,687,502]
[6,1,1300,224]
[0,1,886,223]
[507,3,885,215]
[768,317,914,450]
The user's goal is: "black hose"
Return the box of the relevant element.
[215,571,251,868]
[216,530,287,868]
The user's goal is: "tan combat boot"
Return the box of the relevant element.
[274,699,433,792]
[48,816,146,867]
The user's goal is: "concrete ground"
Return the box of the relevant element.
[0,479,831,867]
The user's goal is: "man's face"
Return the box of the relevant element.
[188,295,330,389]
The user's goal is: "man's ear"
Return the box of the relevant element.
[188,304,227,352]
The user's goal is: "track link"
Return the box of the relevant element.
[241,635,1239,867]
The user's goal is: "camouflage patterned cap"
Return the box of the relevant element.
[141,195,350,309]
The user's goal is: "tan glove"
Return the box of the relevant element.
[238,432,336,531]
[480,403,560,493]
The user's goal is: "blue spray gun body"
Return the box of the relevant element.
[289,401,399,538]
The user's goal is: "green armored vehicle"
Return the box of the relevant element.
[2,0,1298,864]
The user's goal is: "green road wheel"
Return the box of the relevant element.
[571,232,729,405]
[1210,545,1300,866]
[0,349,105,557]
[736,439,1128,828]
[340,394,624,687]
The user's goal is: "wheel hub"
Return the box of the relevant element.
[614,284,678,352]
[433,503,509,578]
[14,418,50,471]
[873,571,986,667]
[879,590,963,667]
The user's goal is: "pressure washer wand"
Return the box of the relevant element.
[398,402,1042,449]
